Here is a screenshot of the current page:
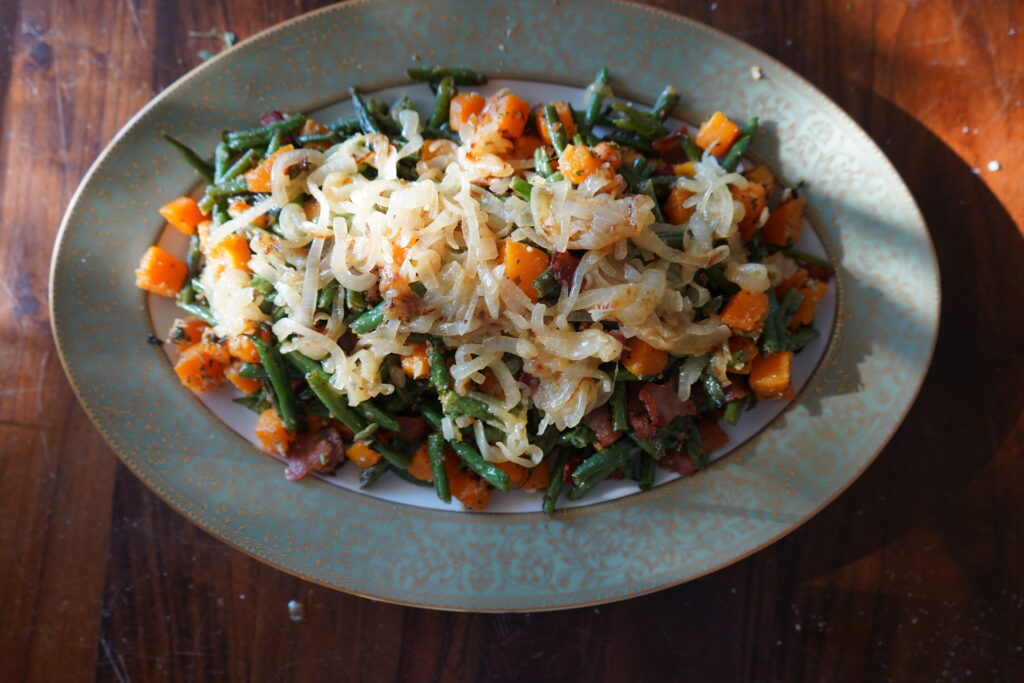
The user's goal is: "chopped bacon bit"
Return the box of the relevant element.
[259,110,285,126]
[722,376,750,403]
[697,418,730,454]
[284,425,345,481]
[563,455,584,484]
[392,416,429,443]
[549,251,580,288]
[660,450,699,476]
[627,387,657,439]
[584,404,622,447]
[518,372,540,398]
[804,263,834,282]
[637,381,697,428]
[652,132,686,163]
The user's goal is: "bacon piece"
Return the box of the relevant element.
[259,110,285,126]
[652,132,686,163]
[563,455,584,484]
[627,388,657,439]
[637,381,697,428]
[584,404,622,447]
[697,419,730,454]
[284,425,345,481]
[660,450,698,477]
[722,376,750,403]
[393,416,428,443]
[549,251,580,288]
[804,263,833,282]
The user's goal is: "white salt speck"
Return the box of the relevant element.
[987,160,1001,172]
[1010,28,1016,36]
[972,127,980,134]
[971,167,981,175]
[795,623,802,631]
[911,616,919,624]
[776,640,782,646]
[710,2,718,10]
[961,125,970,133]
[786,38,794,46]
[288,599,305,621]
[239,594,246,600]
[750,65,764,80]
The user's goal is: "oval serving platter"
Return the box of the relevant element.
[50,0,939,611]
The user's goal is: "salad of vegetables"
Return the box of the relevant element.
[136,66,831,513]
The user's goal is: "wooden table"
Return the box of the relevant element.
[3,1,1022,680]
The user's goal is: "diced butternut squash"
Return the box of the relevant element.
[749,351,793,399]
[255,408,295,455]
[407,444,434,482]
[159,196,207,236]
[225,362,263,395]
[664,185,696,225]
[673,161,697,177]
[558,144,601,184]
[513,134,544,159]
[199,326,232,365]
[449,92,486,132]
[745,164,777,196]
[173,344,226,393]
[496,461,529,488]
[535,102,577,146]
[727,335,760,374]
[720,289,770,333]
[243,144,294,193]
[502,240,550,301]
[731,181,767,242]
[346,440,382,469]
[208,232,251,272]
[591,141,623,171]
[483,92,531,139]
[227,325,271,364]
[695,111,741,155]
[135,245,188,298]
[622,337,669,377]
[445,452,490,510]
[762,197,806,247]
[775,268,810,298]
[521,462,551,492]
[401,342,430,380]
[166,316,208,349]
[299,118,331,149]
[790,279,828,328]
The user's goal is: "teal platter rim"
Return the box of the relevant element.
[49,0,939,611]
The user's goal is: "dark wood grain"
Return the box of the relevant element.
[1,1,1022,681]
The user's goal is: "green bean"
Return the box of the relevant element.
[724,398,746,425]
[572,439,634,486]
[611,383,629,433]
[427,340,450,392]
[250,337,299,431]
[534,147,554,177]
[345,288,367,312]
[428,433,451,503]
[389,466,430,487]
[449,440,510,492]
[220,148,260,184]
[249,275,274,297]
[703,265,740,295]
[602,130,655,156]
[543,104,569,155]
[176,282,195,306]
[420,403,444,431]
[350,90,381,135]
[630,433,665,459]
[684,418,708,469]
[640,179,665,223]
[238,362,268,380]
[285,353,370,434]
[330,116,361,136]
[779,288,805,328]
[548,171,565,182]
[702,373,725,408]
[224,114,306,151]
[406,65,487,85]
[442,392,497,423]
[651,86,679,122]
[510,176,533,200]
[349,301,387,334]
[583,67,610,130]
[409,281,427,296]
[213,142,230,183]
[295,132,338,146]
[204,176,249,199]
[532,270,561,300]
[558,423,596,449]
[781,248,832,269]
[317,282,339,311]
[212,202,229,226]
[760,289,791,355]
[359,460,390,488]
[637,452,657,490]
[176,301,216,325]
[185,234,203,279]
[610,102,668,140]
[543,449,572,515]
[356,400,401,433]
[163,134,214,183]
[721,117,758,173]
[429,76,455,130]
[262,129,281,157]
[353,423,379,442]
[788,326,821,351]
[681,135,702,162]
